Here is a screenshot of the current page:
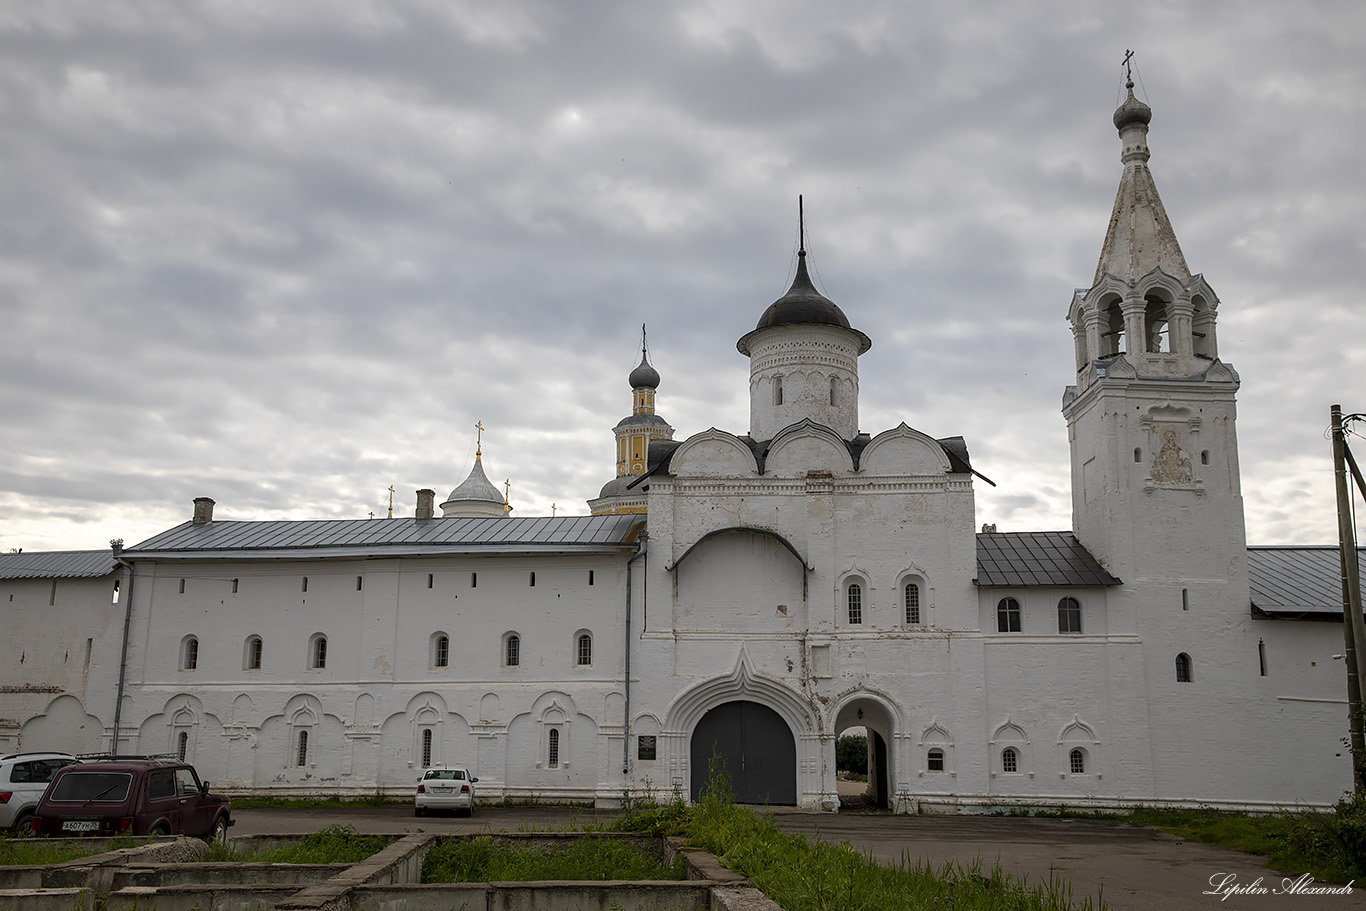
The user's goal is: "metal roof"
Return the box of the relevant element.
[1249,546,1361,615]
[121,515,643,561]
[0,550,118,580]
[974,532,1120,587]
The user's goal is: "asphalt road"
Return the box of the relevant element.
[228,804,1366,911]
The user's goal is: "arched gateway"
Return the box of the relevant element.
[690,700,796,805]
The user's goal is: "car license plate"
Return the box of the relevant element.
[62,820,99,832]
[434,786,451,792]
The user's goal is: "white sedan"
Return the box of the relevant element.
[414,767,477,816]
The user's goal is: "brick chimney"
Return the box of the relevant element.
[192,497,215,525]
[415,489,436,520]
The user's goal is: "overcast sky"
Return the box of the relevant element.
[2,0,1363,554]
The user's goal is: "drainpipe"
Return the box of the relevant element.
[110,554,136,755]
[623,532,648,776]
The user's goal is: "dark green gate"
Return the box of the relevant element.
[690,700,796,805]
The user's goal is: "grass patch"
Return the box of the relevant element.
[0,836,137,866]
[422,835,683,883]
[197,824,391,864]
[617,759,1106,911]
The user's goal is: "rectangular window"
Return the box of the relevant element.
[589,570,594,586]
[548,729,560,768]
[927,749,945,772]
[296,730,309,767]
[471,572,477,588]
[638,735,657,761]
[847,584,863,625]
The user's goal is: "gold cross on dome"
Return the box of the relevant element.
[475,421,485,457]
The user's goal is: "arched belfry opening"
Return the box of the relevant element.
[833,695,896,810]
[689,700,796,805]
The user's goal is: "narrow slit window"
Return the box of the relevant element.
[428,573,434,589]
[111,580,120,604]
[302,577,308,593]
[588,570,594,586]
[421,729,433,767]
[1133,447,1142,463]
[830,376,838,406]
[356,575,363,591]
[179,578,186,594]
[296,730,309,767]
[529,571,536,587]
[1258,639,1267,677]
[1201,450,1210,465]
[773,375,783,406]
[231,578,239,594]
[177,731,188,762]
[548,729,560,768]
[471,572,477,588]
[1181,588,1189,611]
[847,583,863,625]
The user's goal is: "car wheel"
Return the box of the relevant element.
[414,806,426,817]
[203,815,229,844]
[11,811,34,837]
[150,823,172,838]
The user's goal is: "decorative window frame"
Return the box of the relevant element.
[243,635,263,671]
[574,630,593,668]
[169,703,199,762]
[413,700,442,769]
[286,704,318,770]
[308,633,328,670]
[430,631,450,669]
[897,568,929,627]
[990,719,1031,779]
[918,720,955,778]
[1058,716,1100,780]
[537,701,570,770]
[180,635,199,671]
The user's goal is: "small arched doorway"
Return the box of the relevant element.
[690,700,796,805]
[834,696,896,810]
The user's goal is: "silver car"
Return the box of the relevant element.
[414,767,477,817]
[0,752,78,833]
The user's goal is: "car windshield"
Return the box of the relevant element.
[424,770,465,780]
[50,772,133,803]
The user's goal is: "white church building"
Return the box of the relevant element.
[1,81,1355,812]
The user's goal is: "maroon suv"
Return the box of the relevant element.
[32,759,232,839]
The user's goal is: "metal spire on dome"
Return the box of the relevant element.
[1093,52,1190,286]
[629,322,661,389]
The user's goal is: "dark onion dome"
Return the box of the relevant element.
[1113,79,1152,130]
[628,352,660,389]
[738,251,871,355]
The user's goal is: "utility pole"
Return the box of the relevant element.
[1332,404,1366,792]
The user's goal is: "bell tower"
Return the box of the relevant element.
[1063,68,1247,587]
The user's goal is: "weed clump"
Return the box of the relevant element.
[198,824,390,864]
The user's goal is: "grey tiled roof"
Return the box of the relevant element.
[974,532,1120,587]
[0,550,118,580]
[1249,546,1361,615]
[123,515,644,561]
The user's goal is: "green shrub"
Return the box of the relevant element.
[836,734,868,775]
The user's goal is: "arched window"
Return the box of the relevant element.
[310,634,327,669]
[829,376,838,407]
[421,729,433,768]
[576,633,592,667]
[505,633,520,667]
[904,582,921,625]
[295,730,309,767]
[773,375,783,406]
[432,634,450,668]
[927,748,945,772]
[1100,297,1124,356]
[996,598,1021,633]
[847,583,863,625]
[1001,747,1019,774]
[181,636,199,671]
[244,636,263,670]
[548,728,560,768]
[1176,652,1193,683]
[177,731,188,762]
[1057,597,1082,633]
[1069,748,1087,775]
